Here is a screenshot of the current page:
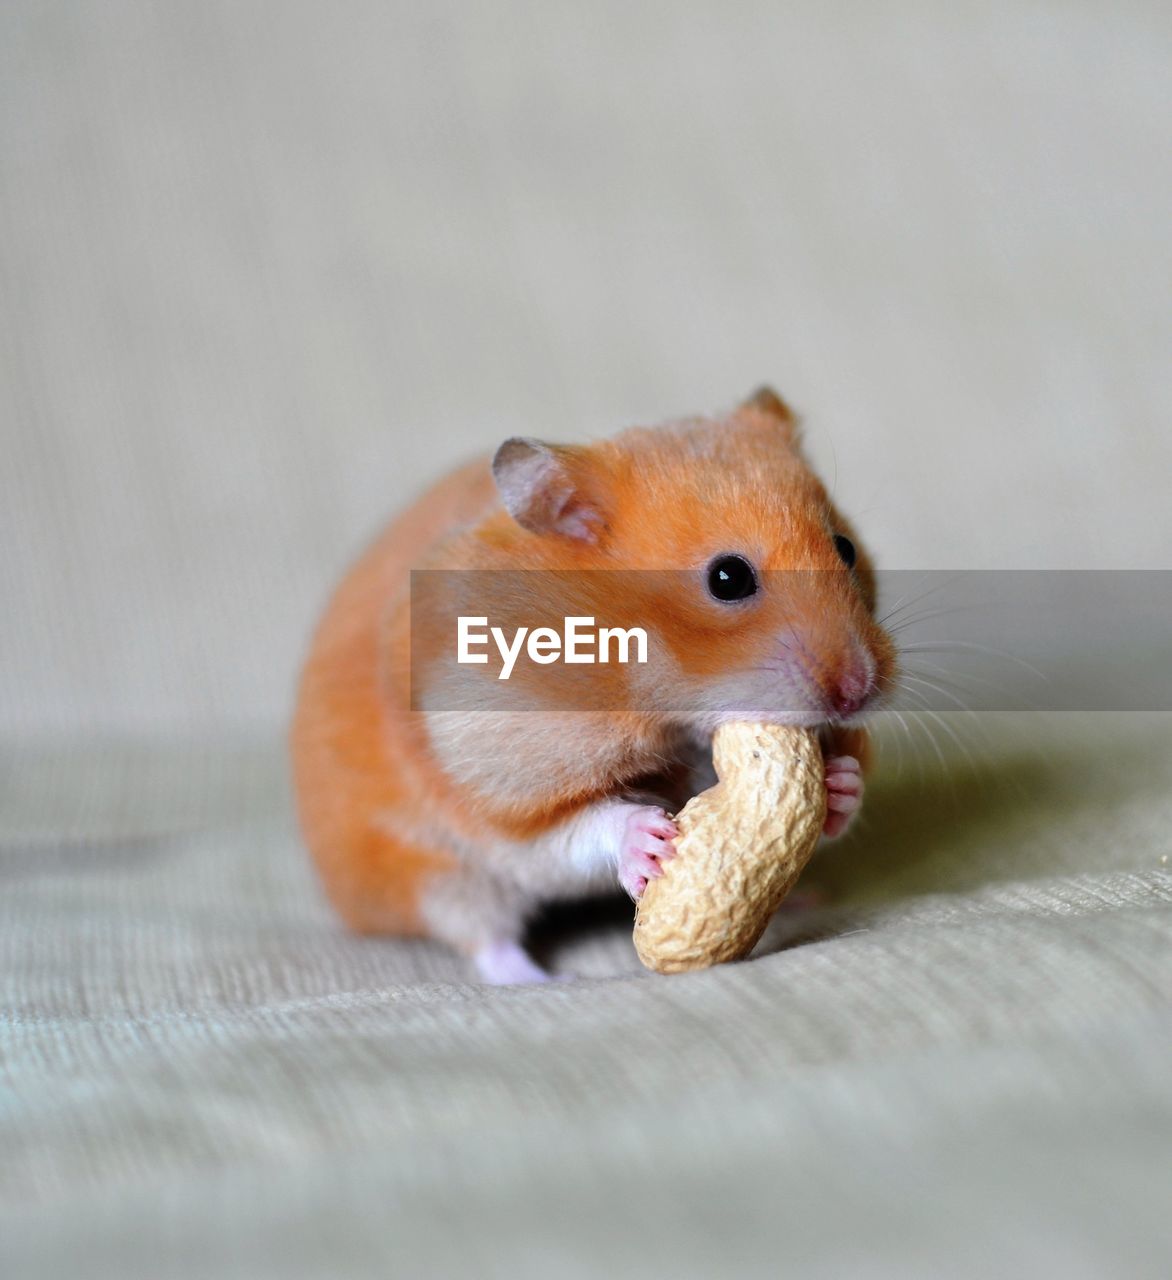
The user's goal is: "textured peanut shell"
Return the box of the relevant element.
[633,724,826,973]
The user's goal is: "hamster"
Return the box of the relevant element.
[290,387,897,983]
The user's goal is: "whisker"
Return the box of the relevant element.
[899,672,978,713]
[884,601,986,635]
[908,710,954,794]
[898,674,1005,753]
[876,572,964,628]
[881,707,907,783]
[885,701,936,788]
[906,703,983,774]
[875,573,942,627]
[874,706,918,787]
[898,640,1050,682]
[891,708,920,787]
[901,658,1043,712]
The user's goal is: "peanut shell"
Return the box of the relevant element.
[633,723,826,973]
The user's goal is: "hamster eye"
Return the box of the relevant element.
[833,534,857,569]
[707,554,758,602]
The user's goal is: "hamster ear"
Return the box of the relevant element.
[739,385,800,442]
[491,437,605,543]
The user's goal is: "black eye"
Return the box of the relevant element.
[707,554,758,602]
[833,534,857,568]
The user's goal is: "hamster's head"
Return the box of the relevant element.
[490,387,897,732]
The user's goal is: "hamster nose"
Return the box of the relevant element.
[831,657,875,719]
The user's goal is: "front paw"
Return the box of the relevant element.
[618,806,678,900]
[823,754,863,839]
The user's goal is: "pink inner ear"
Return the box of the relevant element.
[493,437,604,542]
[551,491,603,542]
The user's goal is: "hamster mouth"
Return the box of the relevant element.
[690,656,887,733]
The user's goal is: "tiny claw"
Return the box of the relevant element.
[619,805,677,898]
[822,811,853,840]
[822,754,864,838]
[637,814,679,841]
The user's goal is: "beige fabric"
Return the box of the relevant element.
[2,2,1170,1277]
[3,718,1171,1277]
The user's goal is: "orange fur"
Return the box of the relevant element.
[290,459,491,933]
[289,391,894,954]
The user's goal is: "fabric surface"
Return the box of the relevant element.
[3,718,1171,1278]
[2,3,1171,1277]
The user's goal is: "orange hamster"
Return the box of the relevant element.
[290,388,896,983]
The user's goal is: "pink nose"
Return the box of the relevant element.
[831,660,873,718]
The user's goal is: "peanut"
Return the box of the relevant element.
[633,724,826,973]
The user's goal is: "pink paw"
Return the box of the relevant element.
[823,755,863,839]
[618,805,678,900]
[474,940,554,985]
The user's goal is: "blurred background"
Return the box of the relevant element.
[4,7,1172,1277]
[3,0,1169,740]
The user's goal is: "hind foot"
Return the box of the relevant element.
[474,939,555,986]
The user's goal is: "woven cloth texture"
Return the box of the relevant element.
[2,3,1170,1277]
